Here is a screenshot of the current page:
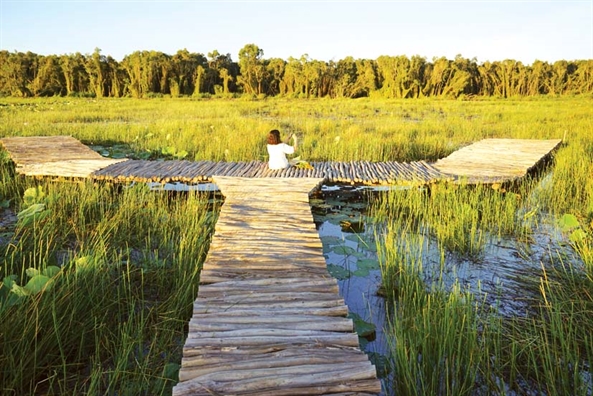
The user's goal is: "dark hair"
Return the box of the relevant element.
[267,129,281,145]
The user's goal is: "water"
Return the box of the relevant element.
[147,179,589,394]
[308,182,589,395]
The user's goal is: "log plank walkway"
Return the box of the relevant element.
[0,136,561,185]
[0,135,564,394]
[173,177,382,395]
[1,136,561,185]
[0,136,126,178]
[432,138,563,183]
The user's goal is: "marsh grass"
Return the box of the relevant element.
[2,96,588,163]
[372,181,533,260]
[371,97,592,394]
[375,189,593,395]
[377,220,485,396]
[0,174,216,395]
[1,95,592,395]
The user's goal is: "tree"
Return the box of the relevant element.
[265,58,285,96]
[0,51,37,97]
[85,48,107,97]
[237,44,265,95]
[30,55,65,96]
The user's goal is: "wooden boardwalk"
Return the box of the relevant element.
[0,135,561,185]
[433,138,562,183]
[0,135,564,394]
[173,177,382,395]
[0,136,126,178]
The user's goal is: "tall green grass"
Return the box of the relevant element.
[372,98,592,394]
[1,95,592,395]
[0,174,217,394]
[1,96,589,163]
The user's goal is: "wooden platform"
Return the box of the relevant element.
[0,136,562,185]
[433,138,562,183]
[91,159,442,185]
[0,136,127,178]
[172,177,382,395]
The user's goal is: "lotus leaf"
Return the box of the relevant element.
[42,266,61,277]
[326,264,351,280]
[348,312,376,338]
[24,275,51,294]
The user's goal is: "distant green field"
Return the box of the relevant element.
[1,96,590,163]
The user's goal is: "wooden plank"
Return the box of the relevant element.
[174,177,381,395]
[433,138,562,182]
[0,136,127,178]
[2,136,560,185]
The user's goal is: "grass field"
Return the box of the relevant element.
[1,95,592,395]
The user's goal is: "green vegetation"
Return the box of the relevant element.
[0,146,217,394]
[1,45,592,98]
[371,102,592,394]
[1,95,592,394]
[1,95,589,164]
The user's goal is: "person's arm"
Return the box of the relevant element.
[292,134,298,150]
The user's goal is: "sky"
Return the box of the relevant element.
[1,0,592,65]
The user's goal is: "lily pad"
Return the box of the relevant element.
[348,312,376,338]
[356,258,380,271]
[320,236,343,245]
[368,352,392,378]
[17,204,50,227]
[559,214,580,232]
[327,264,351,280]
[2,275,17,289]
[331,245,361,257]
[23,186,45,206]
[570,229,587,243]
[42,266,61,277]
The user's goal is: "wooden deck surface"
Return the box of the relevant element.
[172,177,382,396]
[1,136,562,185]
[0,136,127,178]
[433,138,562,182]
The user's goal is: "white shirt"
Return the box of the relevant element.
[267,143,295,170]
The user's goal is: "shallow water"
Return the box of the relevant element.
[149,179,588,394]
[308,182,588,395]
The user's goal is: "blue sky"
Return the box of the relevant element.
[1,0,591,65]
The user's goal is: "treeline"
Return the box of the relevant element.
[1,44,592,99]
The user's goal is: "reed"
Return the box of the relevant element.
[2,96,589,163]
[1,95,591,395]
[0,175,216,394]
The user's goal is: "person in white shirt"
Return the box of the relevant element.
[266,129,298,170]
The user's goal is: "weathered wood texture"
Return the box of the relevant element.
[433,138,563,183]
[0,136,126,178]
[2,136,561,185]
[173,177,382,396]
[91,159,442,185]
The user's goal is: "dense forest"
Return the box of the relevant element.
[1,44,592,99]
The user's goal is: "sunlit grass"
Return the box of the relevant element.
[371,94,592,394]
[0,177,217,395]
[1,95,592,395]
[2,96,589,163]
